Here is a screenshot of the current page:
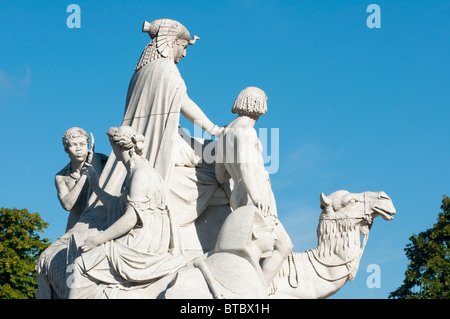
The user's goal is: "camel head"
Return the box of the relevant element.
[315,190,396,262]
[319,190,396,225]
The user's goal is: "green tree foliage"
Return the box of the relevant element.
[0,207,51,299]
[390,196,450,299]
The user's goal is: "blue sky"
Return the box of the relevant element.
[1,1,449,299]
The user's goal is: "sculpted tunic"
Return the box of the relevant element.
[66,173,185,299]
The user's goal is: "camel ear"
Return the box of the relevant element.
[320,193,332,209]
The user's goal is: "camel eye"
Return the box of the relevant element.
[378,195,390,200]
[348,198,357,204]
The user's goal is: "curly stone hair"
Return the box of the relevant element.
[62,127,89,152]
[135,18,199,71]
[232,87,268,117]
[107,126,145,156]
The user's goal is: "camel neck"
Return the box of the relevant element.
[316,218,362,263]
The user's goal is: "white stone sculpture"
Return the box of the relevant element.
[75,17,227,256]
[270,190,396,298]
[65,126,185,298]
[55,189,394,299]
[36,18,397,300]
[36,19,230,298]
[165,206,276,298]
[215,87,293,286]
[55,127,107,231]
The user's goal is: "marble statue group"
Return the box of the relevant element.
[36,19,396,299]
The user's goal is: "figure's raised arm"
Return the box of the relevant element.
[82,163,115,209]
[81,167,157,252]
[55,173,88,211]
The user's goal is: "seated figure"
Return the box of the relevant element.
[65,126,185,299]
[214,87,293,285]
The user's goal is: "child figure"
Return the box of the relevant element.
[55,127,107,231]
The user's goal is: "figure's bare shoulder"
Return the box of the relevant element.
[55,163,72,198]
[229,127,258,148]
[128,162,161,199]
[55,163,71,180]
[130,165,153,183]
[224,126,257,141]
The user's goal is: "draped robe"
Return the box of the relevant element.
[37,57,228,299]
[80,58,186,254]
[79,57,225,253]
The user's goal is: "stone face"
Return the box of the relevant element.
[36,18,396,299]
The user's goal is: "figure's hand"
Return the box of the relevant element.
[254,200,270,217]
[86,150,94,164]
[85,132,95,164]
[211,125,225,138]
[82,163,99,188]
[81,234,103,252]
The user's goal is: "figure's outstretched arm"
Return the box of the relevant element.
[81,205,138,252]
[180,93,223,137]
